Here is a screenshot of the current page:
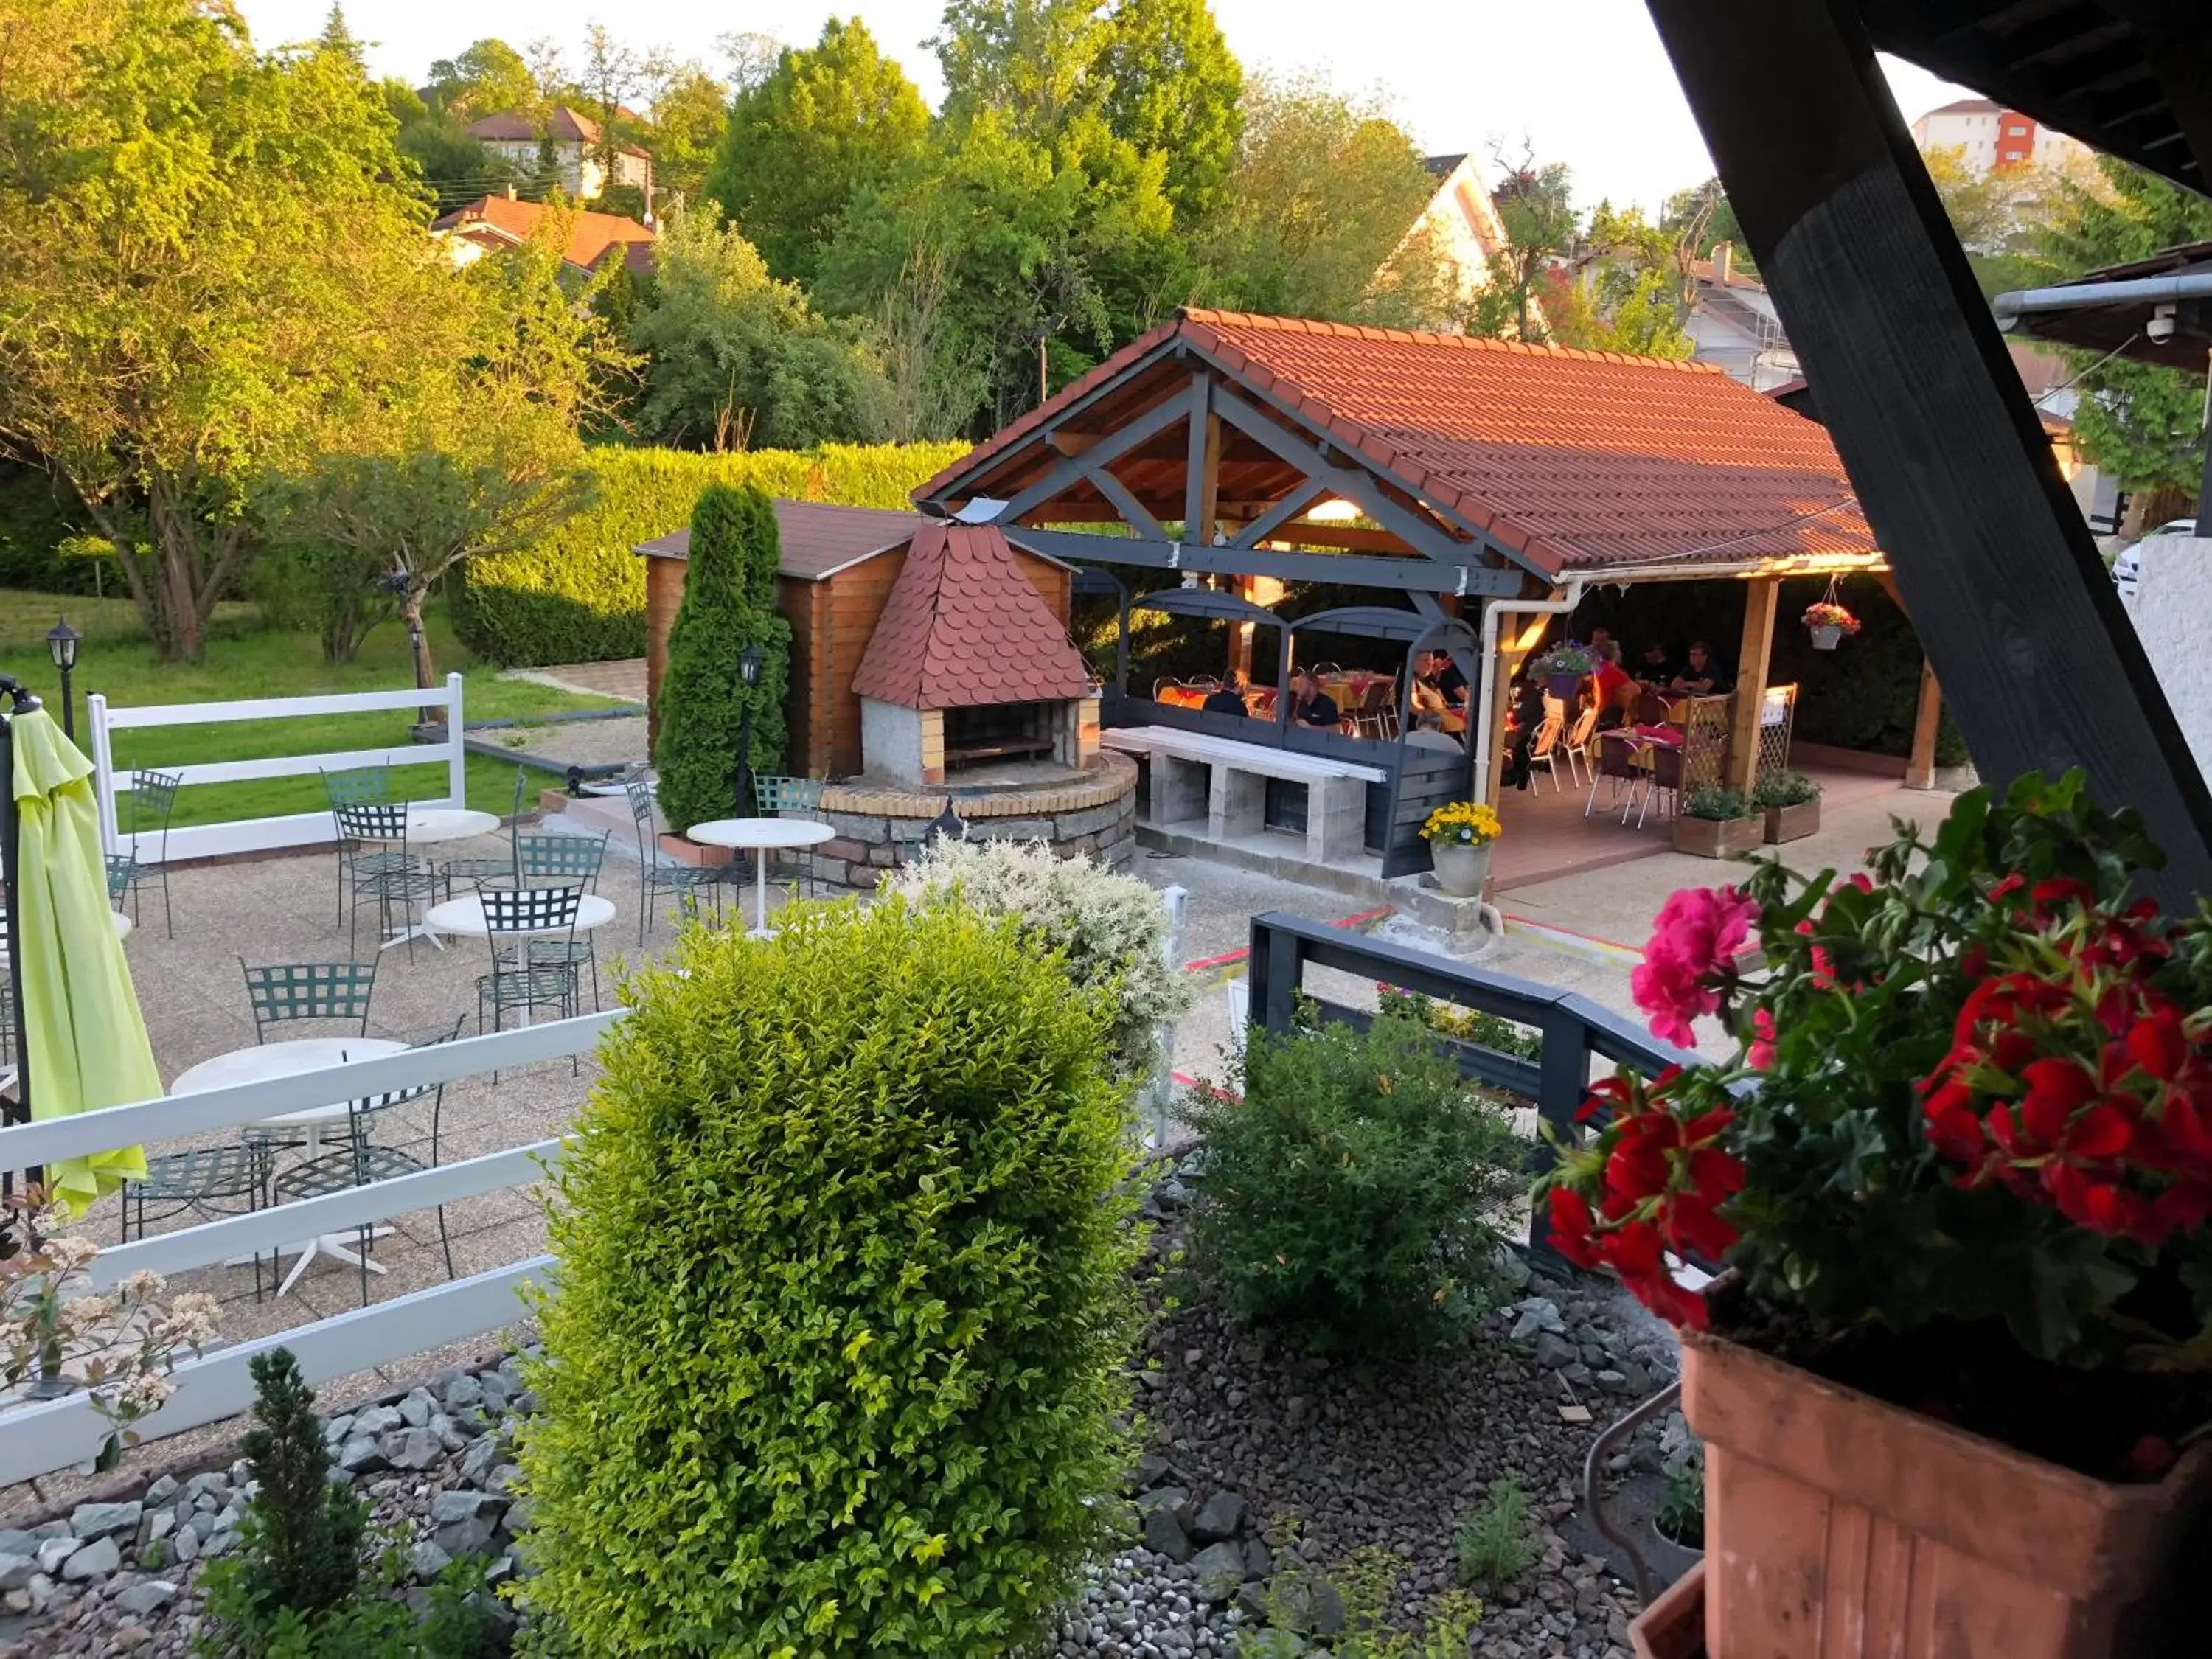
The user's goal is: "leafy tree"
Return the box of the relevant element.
[1196,74,1450,330]
[1921,146,2067,300]
[1093,0,1243,223]
[1556,200,1693,358]
[705,18,930,287]
[872,243,991,442]
[646,63,729,204]
[316,4,364,71]
[1473,147,1579,343]
[423,37,537,120]
[0,0,448,659]
[650,484,790,833]
[578,21,646,183]
[717,30,782,94]
[625,206,886,451]
[382,80,522,212]
[934,0,1107,141]
[2028,154,2212,510]
[1661,177,1751,274]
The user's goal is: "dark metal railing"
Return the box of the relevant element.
[1243,911,1694,1254]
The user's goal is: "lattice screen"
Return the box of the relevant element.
[1679,695,1732,793]
[1751,682,1799,784]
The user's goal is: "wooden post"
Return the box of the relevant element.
[1484,611,1557,809]
[1646,0,2212,907]
[1727,577,1779,793]
[1907,661,1941,790]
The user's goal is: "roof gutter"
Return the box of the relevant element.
[1992,270,2212,320]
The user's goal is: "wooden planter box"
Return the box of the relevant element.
[1672,815,1763,858]
[1630,1560,1705,1659]
[1681,1325,2212,1659]
[657,832,734,868]
[1761,799,1820,844]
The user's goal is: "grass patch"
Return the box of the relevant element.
[3,589,633,827]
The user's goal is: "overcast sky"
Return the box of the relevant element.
[236,0,1973,216]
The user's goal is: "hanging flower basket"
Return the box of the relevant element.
[1531,641,1596,701]
[1801,600,1859,650]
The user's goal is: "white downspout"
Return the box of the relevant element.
[1470,580,1587,802]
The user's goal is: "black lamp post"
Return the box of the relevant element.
[733,643,764,817]
[45,617,79,740]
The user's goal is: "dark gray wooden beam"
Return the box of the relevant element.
[992,386,1195,523]
[1228,484,1332,549]
[1646,0,2212,905]
[1090,467,1168,542]
[1013,527,1525,596]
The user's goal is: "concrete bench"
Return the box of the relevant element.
[1101,726,1385,864]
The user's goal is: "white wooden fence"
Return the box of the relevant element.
[0,1009,619,1488]
[86,675,469,863]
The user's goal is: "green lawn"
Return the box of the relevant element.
[2,589,628,827]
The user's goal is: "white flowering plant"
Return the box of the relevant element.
[2,1186,219,1471]
[889,838,1196,1079]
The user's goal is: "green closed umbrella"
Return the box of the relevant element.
[10,706,151,1211]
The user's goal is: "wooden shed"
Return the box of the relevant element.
[636,500,1076,780]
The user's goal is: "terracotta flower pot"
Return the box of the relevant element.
[1681,1324,2212,1659]
[1672,815,1762,859]
[1630,1559,1706,1659]
[1761,799,1819,844]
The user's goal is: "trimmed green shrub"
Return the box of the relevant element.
[1683,786,1756,821]
[1751,767,1820,807]
[450,440,964,666]
[518,897,1141,1657]
[1178,1004,1523,1349]
[650,484,792,833]
[1453,1476,1539,1588]
[888,838,1195,1079]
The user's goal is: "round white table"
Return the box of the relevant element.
[423,892,616,1026]
[355,807,502,951]
[684,818,835,936]
[170,1036,408,1298]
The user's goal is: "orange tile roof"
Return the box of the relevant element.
[919,308,1877,577]
[851,524,1091,711]
[431,195,654,274]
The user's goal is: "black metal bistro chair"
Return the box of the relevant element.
[268,1014,467,1306]
[510,833,610,1009]
[476,882,585,1052]
[108,768,181,937]
[335,802,439,961]
[438,765,530,902]
[753,776,827,900]
[624,780,723,945]
[241,958,377,1043]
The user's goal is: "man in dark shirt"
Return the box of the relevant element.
[1421,650,1470,708]
[1201,672,1250,718]
[1638,641,1674,685]
[1289,668,1340,728]
[1669,641,1733,696]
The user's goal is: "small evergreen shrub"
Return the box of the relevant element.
[1453,1477,1539,1588]
[1179,1004,1523,1349]
[518,897,1142,1657]
[889,838,1195,1079]
[650,483,790,834]
[1750,768,1820,808]
[1682,786,1756,821]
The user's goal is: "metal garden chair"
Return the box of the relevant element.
[240,957,378,1043]
[623,780,723,945]
[109,768,181,937]
[438,765,529,901]
[475,881,585,1053]
[753,776,827,900]
[268,1013,467,1306]
[320,765,400,929]
[509,832,611,1009]
[335,801,439,960]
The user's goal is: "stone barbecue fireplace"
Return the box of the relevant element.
[851,521,1098,789]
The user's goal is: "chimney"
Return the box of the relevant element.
[1711,240,1733,285]
[504,183,518,200]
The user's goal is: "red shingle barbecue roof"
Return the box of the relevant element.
[918,308,1878,577]
[851,523,1091,711]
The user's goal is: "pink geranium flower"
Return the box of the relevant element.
[1633,886,1759,1046]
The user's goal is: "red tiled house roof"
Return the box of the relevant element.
[919,308,1877,579]
[851,524,1090,710]
[430,195,654,274]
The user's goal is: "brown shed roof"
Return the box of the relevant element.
[850,524,1091,711]
[919,308,1877,577]
[633,501,928,581]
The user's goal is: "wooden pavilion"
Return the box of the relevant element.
[915,310,1905,877]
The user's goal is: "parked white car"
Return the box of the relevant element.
[2112,518,2197,601]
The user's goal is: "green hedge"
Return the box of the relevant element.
[451,441,967,667]
[0,461,104,597]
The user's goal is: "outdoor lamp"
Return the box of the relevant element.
[926,799,967,846]
[734,644,765,816]
[46,616,79,740]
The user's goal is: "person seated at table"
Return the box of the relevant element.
[1591,640,1637,728]
[1288,667,1340,728]
[1201,672,1251,718]
[1500,674,1551,791]
[1669,640,1733,697]
[1419,650,1470,709]
[1637,639,1674,684]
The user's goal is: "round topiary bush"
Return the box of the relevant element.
[518,898,1141,1657]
